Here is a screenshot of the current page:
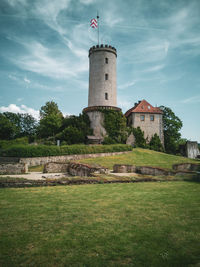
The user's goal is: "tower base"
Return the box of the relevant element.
[83,106,121,140]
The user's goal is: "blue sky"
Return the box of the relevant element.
[0,0,200,142]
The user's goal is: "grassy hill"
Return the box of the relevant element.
[78,148,199,170]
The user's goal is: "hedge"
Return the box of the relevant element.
[0,144,132,157]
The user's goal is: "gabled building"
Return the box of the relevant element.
[125,99,164,145]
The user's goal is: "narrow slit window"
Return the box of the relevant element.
[105,58,108,64]
[105,73,108,80]
[105,93,108,100]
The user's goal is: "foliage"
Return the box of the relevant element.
[38,101,63,138]
[132,127,146,148]
[0,137,29,150]
[0,113,16,140]
[149,133,164,152]
[160,106,183,154]
[0,112,37,140]
[0,144,132,157]
[102,110,128,143]
[57,113,92,144]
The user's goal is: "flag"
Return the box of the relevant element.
[90,18,98,28]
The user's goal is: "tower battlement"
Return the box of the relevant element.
[89,44,117,57]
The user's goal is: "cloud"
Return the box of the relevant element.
[181,95,200,104]
[0,104,39,119]
[10,41,88,79]
[24,77,30,84]
[118,80,136,90]
[143,64,165,73]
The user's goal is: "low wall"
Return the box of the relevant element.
[18,151,131,167]
[172,163,200,172]
[43,162,108,177]
[113,164,171,176]
[0,163,28,175]
[43,162,69,173]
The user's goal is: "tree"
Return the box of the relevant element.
[102,110,128,143]
[38,101,63,138]
[58,113,92,144]
[149,133,164,152]
[160,106,183,154]
[0,113,15,140]
[132,127,146,148]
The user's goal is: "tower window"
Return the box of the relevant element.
[105,73,108,80]
[150,115,154,121]
[105,58,108,64]
[105,93,108,100]
[140,115,145,121]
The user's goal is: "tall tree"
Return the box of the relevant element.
[38,101,63,138]
[0,113,15,140]
[160,106,183,154]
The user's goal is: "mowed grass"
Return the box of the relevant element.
[78,148,199,170]
[0,182,199,266]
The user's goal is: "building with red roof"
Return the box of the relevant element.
[125,99,164,144]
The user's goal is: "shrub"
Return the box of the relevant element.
[132,127,146,148]
[0,144,132,157]
[149,133,164,152]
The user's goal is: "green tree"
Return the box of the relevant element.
[19,113,37,137]
[0,113,15,140]
[160,106,183,154]
[102,110,128,143]
[58,113,92,144]
[38,101,63,138]
[132,127,146,148]
[149,133,164,152]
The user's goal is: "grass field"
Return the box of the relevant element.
[78,148,199,170]
[0,182,199,266]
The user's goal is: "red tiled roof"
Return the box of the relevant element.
[125,99,163,117]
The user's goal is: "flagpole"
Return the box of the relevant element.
[97,11,99,45]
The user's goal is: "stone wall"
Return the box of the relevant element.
[43,162,108,177]
[15,151,131,167]
[86,111,107,137]
[0,163,28,174]
[113,164,171,176]
[186,141,200,159]
[172,163,200,172]
[43,162,69,173]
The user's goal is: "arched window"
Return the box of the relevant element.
[105,73,108,80]
[105,93,108,100]
[105,58,108,64]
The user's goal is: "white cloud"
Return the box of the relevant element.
[118,80,136,90]
[143,64,165,73]
[24,77,30,84]
[0,104,39,120]
[181,95,200,104]
[79,0,95,4]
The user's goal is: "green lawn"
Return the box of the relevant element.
[78,148,199,170]
[0,182,199,266]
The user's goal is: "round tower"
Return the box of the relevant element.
[83,44,121,142]
[88,44,117,107]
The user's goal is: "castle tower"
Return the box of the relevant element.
[88,44,117,107]
[83,44,121,141]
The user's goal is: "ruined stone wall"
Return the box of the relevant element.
[131,113,164,144]
[186,141,200,159]
[0,163,28,174]
[17,151,131,167]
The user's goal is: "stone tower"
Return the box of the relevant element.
[83,44,121,141]
[88,44,117,107]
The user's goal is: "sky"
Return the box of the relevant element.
[0,0,200,142]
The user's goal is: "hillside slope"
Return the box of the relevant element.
[78,148,199,170]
